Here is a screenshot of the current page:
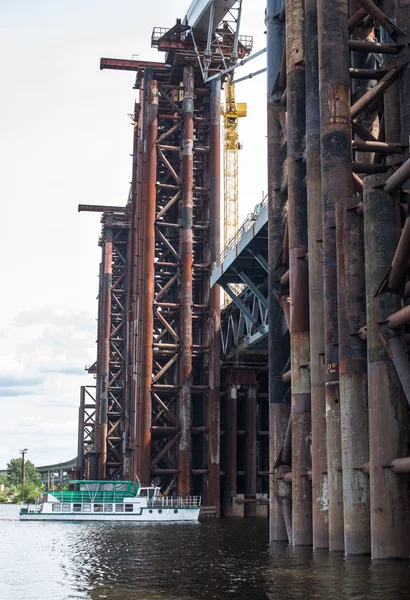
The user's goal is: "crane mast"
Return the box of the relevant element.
[223,81,246,249]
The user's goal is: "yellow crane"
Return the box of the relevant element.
[223,81,247,248]
[223,80,247,302]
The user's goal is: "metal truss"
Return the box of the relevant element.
[77,385,96,478]
[220,284,268,356]
[97,214,129,480]
[146,77,212,495]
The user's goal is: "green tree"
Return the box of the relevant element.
[6,458,41,487]
[14,481,42,503]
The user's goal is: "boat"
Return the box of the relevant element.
[19,480,201,522]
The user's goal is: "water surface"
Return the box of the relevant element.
[1,504,409,599]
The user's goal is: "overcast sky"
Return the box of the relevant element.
[0,0,267,469]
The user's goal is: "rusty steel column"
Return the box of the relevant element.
[397,3,410,151]
[99,228,112,480]
[244,384,257,517]
[223,384,238,516]
[334,3,371,555]
[317,0,349,552]
[208,78,221,515]
[179,65,195,497]
[267,0,289,543]
[305,0,328,549]
[140,79,158,486]
[77,386,85,479]
[286,0,312,546]
[364,174,410,559]
[337,200,370,555]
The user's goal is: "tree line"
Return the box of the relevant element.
[0,458,42,503]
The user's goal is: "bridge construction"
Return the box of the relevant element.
[74,0,410,559]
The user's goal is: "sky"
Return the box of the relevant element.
[0,0,267,469]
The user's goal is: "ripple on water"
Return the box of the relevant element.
[1,505,410,600]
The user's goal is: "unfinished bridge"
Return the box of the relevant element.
[74,0,410,559]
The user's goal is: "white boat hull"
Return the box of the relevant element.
[20,508,200,522]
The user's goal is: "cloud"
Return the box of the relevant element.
[0,374,45,388]
[39,365,87,376]
[0,388,45,397]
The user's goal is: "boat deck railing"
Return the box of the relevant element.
[47,491,135,503]
[149,496,201,508]
[44,493,201,508]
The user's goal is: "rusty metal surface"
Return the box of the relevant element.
[384,158,410,194]
[208,78,221,515]
[99,229,113,479]
[305,0,328,550]
[391,456,410,474]
[140,79,158,486]
[363,174,410,559]
[387,304,410,329]
[384,336,410,407]
[267,0,290,541]
[286,0,312,547]
[179,66,195,497]
[100,57,170,71]
[223,385,238,516]
[244,385,257,517]
[336,196,370,555]
[388,217,410,290]
[318,0,350,553]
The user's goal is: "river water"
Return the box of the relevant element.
[1,504,410,599]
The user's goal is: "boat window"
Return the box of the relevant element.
[94,503,103,512]
[139,489,147,497]
[82,503,91,512]
[148,489,155,499]
[104,504,113,512]
[52,503,61,512]
[102,483,114,491]
[80,484,99,492]
[116,484,127,492]
[61,504,71,513]
[125,504,134,513]
[73,503,82,512]
[115,503,124,512]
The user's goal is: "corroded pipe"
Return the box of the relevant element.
[306,0,328,550]
[208,78,221,515]
[363,174,410,559]
[179,65,195,497]
[318,0,348,553]
[267,0,289,544]
[387,217,410,290]
[140,79,158,486]
[287,0,312,547]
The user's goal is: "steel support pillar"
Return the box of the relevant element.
[305,0,328,549]
[208,78,221,515]
[267,0,289,543]
[334,1,371,556]
[223,385,238,516]
[286,0,312,546]
[179,66,195,496]
[364,174,410,559]
[77,386,85,479]
[140,79,158,486]
[244,385,257,517]
[317,0,348,552]
[99,228,112,479]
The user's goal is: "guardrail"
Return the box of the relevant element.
[150,496,201,508]
[216,195,268,267]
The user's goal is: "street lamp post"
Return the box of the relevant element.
[20,449,28,484]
